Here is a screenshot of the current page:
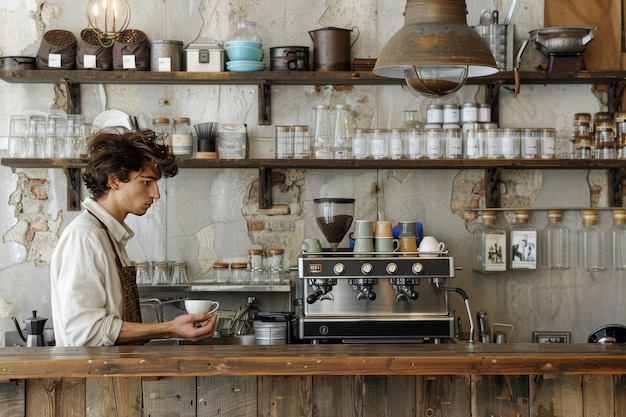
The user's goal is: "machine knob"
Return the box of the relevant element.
[333,263,346,275]
[361,263,373,275]
[412,263,424,275]
[386,263,398,274]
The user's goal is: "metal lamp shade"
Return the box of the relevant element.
[373,0,498,97]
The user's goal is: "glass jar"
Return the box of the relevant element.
[509,210,537,271]
[231,261,249,285]
[578,210,605,271]
[608,209,626,270]
[135,261,151,286]
[521,128,539,158]
[407,128,424,159]
[501,128,521,159]
[615,111,626,159]
[152,261,171,285]
[443,104,460,124]
[486,127,502,158]
[9,115,27,158]
[352,128,369,159]
[171,260,189,285]
[227,20,263,43]
[267,248,285,271]
[172,117,193,157]
[572,113,592,159]
[152,117,171,147]
[389,128,407,159]
[426,104,443,125]
[212,261,230,284]
[478,103,492,123]
[541,210,570,270]
[248,249,264,271]
[594,120,616,159]
[465,128,486,159]
[275,125,294,159]
[425,127,444,159]
[461,103,478,124]
[402,110,420,129]
[370,128,389,159]
[445,128,463,159]
[293,125,311,159]
[539,128,556,159]
[473,210,507,273]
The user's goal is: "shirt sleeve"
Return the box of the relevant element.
[51,220,124,346]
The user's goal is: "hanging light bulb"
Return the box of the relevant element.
[373,0,498,97]
[86,0,131,47]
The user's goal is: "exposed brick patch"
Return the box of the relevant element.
[29,179,48,200]
[247,220,265,231]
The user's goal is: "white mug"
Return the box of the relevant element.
[418,235,445,253]
[184,299,220,315]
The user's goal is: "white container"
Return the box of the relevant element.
[184,42,225,72]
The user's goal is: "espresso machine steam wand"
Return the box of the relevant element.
[433,279,474,343]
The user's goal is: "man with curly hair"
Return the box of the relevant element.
[51,129,216,346]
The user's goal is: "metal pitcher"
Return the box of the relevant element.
[309,27,359,71]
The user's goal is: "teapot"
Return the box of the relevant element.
[12,310,47,347]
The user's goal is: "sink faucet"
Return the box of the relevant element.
[234,296,259,335]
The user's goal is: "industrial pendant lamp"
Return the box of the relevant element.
[86,0,131,47]
[373,0,498,97]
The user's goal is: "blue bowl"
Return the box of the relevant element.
[226,60,266,72]
[227,46,264,62]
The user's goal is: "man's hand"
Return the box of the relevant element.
[172,313,218,342]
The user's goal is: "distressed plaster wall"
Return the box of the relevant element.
[0,0,624,345]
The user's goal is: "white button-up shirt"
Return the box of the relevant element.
[50,197,134,346]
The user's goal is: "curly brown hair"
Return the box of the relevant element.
[83,128,179,199]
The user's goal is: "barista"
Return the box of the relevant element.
[50,129,216,346]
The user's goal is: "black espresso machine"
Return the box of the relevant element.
[295,250,474,344]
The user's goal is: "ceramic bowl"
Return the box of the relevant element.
[227,46,264,62]
[226,40,262,49]
[226,60,266,72]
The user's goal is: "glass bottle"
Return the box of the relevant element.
[473,210,507,273]
[541,210,570,270]
[608,209,626,270]
[578,210,605,271]
[509,210,537,271]
[172,117,193,157]
[312,104,333,159]
[333,104,353,159]
[171,260,189,285]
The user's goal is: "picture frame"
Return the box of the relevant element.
[532,331,570,343]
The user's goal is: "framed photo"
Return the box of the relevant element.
[532,331,570,343]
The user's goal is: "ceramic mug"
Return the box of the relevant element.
[374,220,393,238]
[353,237,374,254]
[302,238,323,253]
[374,237,399,253]
[184,299,220,315]
[398,236,418,254]
[418,235,445,253]
[351,219,374,239]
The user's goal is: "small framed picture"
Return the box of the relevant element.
[532,331,570,343]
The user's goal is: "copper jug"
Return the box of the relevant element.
[309,27,359,71]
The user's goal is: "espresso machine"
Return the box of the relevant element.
[297,199,473,343]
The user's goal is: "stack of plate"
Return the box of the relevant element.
[226,40,265,72]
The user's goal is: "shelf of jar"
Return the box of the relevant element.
[0,69,624,86]
[138,284,291,293]
[2,157,626,170]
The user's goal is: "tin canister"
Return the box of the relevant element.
[149,40,183,71]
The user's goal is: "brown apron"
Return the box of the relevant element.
[88,211,142,323]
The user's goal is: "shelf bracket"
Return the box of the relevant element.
[609,167,625,208]
[60,78,81,114]
[258,167,272,209]
[485,167,502,208]
[258,80,271,125]
[63,167,82,211]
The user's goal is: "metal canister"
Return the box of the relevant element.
[149,40,183,71]
[269,46,309,71]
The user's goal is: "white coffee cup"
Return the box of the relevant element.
[418,235,445,253]
[184,299,220,315]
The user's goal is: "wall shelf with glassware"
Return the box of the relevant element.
[1,69,625,209]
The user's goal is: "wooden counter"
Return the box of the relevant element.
[2,343,625,417]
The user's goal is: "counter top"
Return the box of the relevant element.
[1,343,625,380]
